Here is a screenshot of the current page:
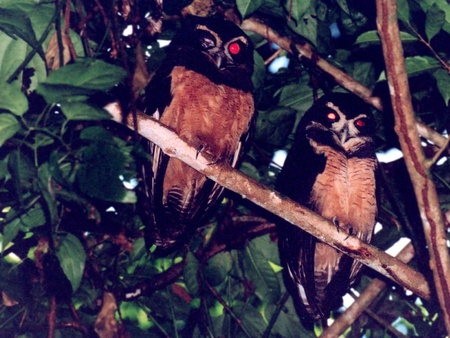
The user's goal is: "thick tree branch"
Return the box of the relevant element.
[240,18,448,149]
[105,103,431,300]
[322,243,415,337]
[376,0,450,333]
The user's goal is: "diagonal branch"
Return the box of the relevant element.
[105,103,430,301]
[322,242,415,337]
[240,18,448,149]
[376,0,450,333]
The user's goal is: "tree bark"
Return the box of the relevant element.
[376,0,450,333]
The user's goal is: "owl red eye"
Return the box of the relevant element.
[229,42,240,55]
[327,112,337,121]
[355,119,366,127]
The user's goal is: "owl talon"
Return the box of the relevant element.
[196,145,204,159]
[332,217,340,232]
[344,227,353,240]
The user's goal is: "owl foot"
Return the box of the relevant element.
[332,217,353,239]
[344,227,353,240]
[196,145,204,159]
[332,217,340,232]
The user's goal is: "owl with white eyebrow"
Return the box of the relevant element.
[276,93,378,327]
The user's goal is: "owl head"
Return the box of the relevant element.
[300,93,376,156]
[165,16,254,92]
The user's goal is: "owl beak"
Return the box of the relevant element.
[338,125,352,145]
[215,55,223,69]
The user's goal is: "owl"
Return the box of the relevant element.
[140,16,255,250]
[276,93,378,327]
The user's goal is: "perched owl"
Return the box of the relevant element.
[276,93,378,327]
[141,16,255,250]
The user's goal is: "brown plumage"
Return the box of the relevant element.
[276,93,378,327]
[140,16,254,250]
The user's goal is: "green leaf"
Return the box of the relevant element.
[404,56,440,77]
[354,30,417,45]
[0,82,28,115]
[425,3,445,41]
[76,142,130,202]
[255,107,296,147]
[285,0,310,23]
[434,69,450,105]
[0,113,20,146]
[232,302,266,337]
[416,0,450,34]
[8,150,36,205]
[397,0,411,23]
[80,125,116,143]
[61,102,110,121]
[279,83,314,114]
[36,83,93,103]
[1,218,20,252]
[43,58,127,90]
[351,61,377,88]
[243,238,281,302]
[183,252,199,296]
[203,252,232,286]
[36,58,127,103]
[236,0,263,18]
[1,204,46,251]
[0,8,45,60]
[55,233,86,292]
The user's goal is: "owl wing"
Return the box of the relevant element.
[276,132,328,324]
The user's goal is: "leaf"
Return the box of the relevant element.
[243,238,281,302]
[203,252,232,286]
[61,102,110,121]
[354,30,417,45]
[55,233,86,292]
[0,114,20,146]
[183,252,199,296]
[232,302,266,337]
[7,150,36,205]
[236,0,263,18]
[351,61,377,88]
[415,0,450,34]
[285,0,310,23]
[1,205,46,251]
[43,58,127,90]
[278,83,314,113]
[255,107,296,147]
[0,82,28,115]
[1,219,20,253]
[434,69,450,105]
[76,142,130,202]
[36,58,127,103]
[396,0,411,23]
[0,8,45,60]
[36,84,94,103]
[425,3,445,41]
[80,125,116,143]
[404,56,440,77]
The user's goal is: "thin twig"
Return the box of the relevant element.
[376,0,450,333]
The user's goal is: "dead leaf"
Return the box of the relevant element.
[45,30,73,71]
[2,292,19,307]
[95,292,129,338]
